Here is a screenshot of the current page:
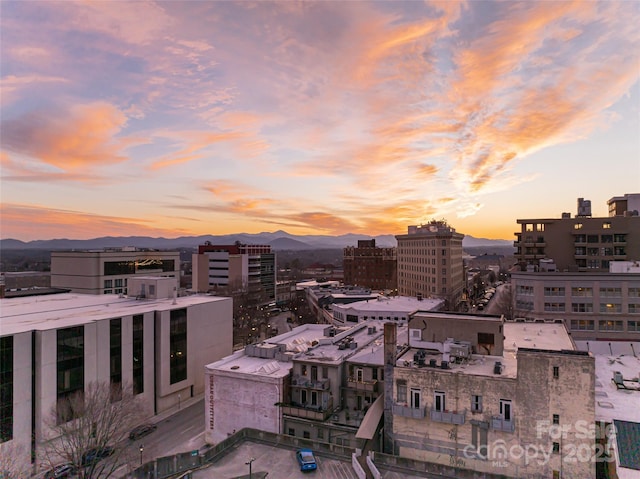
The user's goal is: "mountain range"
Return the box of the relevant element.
[0,231,512,251]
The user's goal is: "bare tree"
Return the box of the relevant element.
[489,284,515,319]
[40,382,143,479]
[0,442,31,479]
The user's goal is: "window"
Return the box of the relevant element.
[499,399,512,421]
[553,366,559,379]
[442,259,446,265]
[599,320,623,331]
[288,428,295,436]
[553,414,559,425]
[104,279,113,288]
[133,315,144,394]
[571,303,593,313]
[600,303,622,314]
[303,430,310,439]
[544,302,565,312]
[600,288,622,297]
[169,309,187,384]
[301,364,308,376]
[0,336,13,442]
[110,319,122,402]
[471,395,482,413]
[628,288,640,298]
[516,300,533,310]
[587,235,598,243]
[602,222,611,229]
[311,365,318,381]
[322,367,328,379]
[57,326,85,423]
[311,391,318,406]
[396,381,407,404]
[372,368,378,380]
[571,320,594,331]
[571,286,592,297]
[629,304,640,314]
[317,429,323,440]
[434,391,445,412]
[516,285,534,295]
[553,442,560,454]
[356,368,363,382]
[300,390,307,404]
[544,287,565,297]
[628,321,640,331]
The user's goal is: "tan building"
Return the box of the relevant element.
[511,271,640,341]
[383,313,596,479]
[50,248,180,295]
[514,196,640,272]
[343,239,397,291]
[396,221,465,310]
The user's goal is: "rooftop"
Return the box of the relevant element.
[0,292,228,336]
[332,296,443,314]
[574,341,640,424]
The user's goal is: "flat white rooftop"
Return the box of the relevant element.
[0,292,228,336]
[332,296,443,313]
[397,323,574,379]
[575,341,640,424]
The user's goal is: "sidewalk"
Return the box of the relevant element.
[152,393,205,424]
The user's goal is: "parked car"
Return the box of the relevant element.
[44,463,75,479]
[81,446,114,466]
[129,423,157,440]
[296,448,317,471]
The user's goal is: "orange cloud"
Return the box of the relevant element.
[1,102,129,171]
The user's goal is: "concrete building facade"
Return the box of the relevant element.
[396,221,465,309]
[331,295,444,324]
[0,279,232,474]
[511,271,640,341]
[50,248,180,295]
[343,239,397,291]
[191,243,275,304]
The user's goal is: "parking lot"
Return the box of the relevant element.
[192,442,358,479]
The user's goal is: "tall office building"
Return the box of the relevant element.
[343,239,397,291]
[191,243,276,303]
[514,195,640,272]
[395,221,464,309]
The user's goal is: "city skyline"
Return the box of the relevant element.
[1,1,639,242]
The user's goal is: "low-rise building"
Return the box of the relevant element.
[50,248,180,295]
[331,295,444,324]
[0,277,232,473]
[383,313,596,479]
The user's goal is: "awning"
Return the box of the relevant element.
[355,395,384,440]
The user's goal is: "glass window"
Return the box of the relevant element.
[571,303,593,313]
[600,303,622,314]
[0,336,13,442]
[544,287,565,297]
[628,321,640,332]
[57,326,84,423]
[600,288,622,297]
[571,320,594,331]
[471,395,482,413]
[170,309,187,384]
[110,319,122,402]
[434,391,445,412]
[599,320,623,331]
[629,305,640,315]
[133,315,144,394]
[544,302,565,312]
[397,381,407,404]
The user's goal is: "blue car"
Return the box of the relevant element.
[296,448,317,471]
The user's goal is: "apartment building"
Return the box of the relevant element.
[0,277,232,473]
[511,270,640,341]
[383,314,596,479]
[396,220,465,310]
[191,243,275,303]
[514,196,640,272]
[50,248,180,294]
[205,321,398,448]
[343,239,397,291]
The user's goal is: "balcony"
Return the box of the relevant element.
[346,377,378,393]
[392,403,426,419]
[281,400,334,421]
[430,409,466,425]
[291,376,330,391]
[491,416,515,432]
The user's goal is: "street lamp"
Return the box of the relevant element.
[139,444,144,465]
[245,457,255,479]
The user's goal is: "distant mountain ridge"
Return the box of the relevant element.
[0,230,512,251]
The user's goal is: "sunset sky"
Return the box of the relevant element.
[1,0,639,242]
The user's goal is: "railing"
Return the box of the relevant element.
[491,416,515,432]
[291,376,330,390]
[346,377,378,392]
[391,403,426,419]
[430,409,466,425]
[281,401,334,421]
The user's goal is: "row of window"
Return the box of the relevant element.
[518,286,639,297]
[571,320,640,332]
[573,232,626,242]
[542,302,639,313]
